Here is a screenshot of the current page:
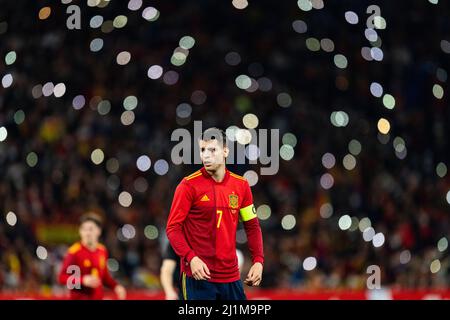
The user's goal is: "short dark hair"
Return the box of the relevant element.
[200,127,227,147]
[79,212,103,228]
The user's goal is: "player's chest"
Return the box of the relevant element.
[192,184,241,213]
[75,251,106,274]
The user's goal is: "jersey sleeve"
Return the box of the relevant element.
[240,180,264,265]
[166,180,197,263]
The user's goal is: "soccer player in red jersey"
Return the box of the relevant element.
[166,128,264,300]
[58,213,126,300]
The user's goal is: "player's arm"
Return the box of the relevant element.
[160,259,178,300]
[240,181,264,286]
[166,180,210,280]
[166,180,197,262]
[160,243,179,300]
[102,250,126,299]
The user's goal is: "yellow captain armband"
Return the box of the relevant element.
[239,204,257,222]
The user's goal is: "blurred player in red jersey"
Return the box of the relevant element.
[166,128,264,300]
[58,213,126,300]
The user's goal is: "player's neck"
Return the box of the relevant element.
[206,165,226,183]
[81,240,98,251]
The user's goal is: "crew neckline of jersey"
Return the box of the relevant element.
[200,166,230,185]
[80,241,100,253]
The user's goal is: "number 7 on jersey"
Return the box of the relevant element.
[216,210,223,228]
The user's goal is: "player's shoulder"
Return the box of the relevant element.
[97,243,107,252]
[182,169,203,182]
[68,242,82,255]
[228,170,248,184]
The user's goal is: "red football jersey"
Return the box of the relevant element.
[58,242,117,299]
[166,167,264,283]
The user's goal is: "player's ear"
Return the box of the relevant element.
[223,145,229,158]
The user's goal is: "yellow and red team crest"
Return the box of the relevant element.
[229,194,239,209]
